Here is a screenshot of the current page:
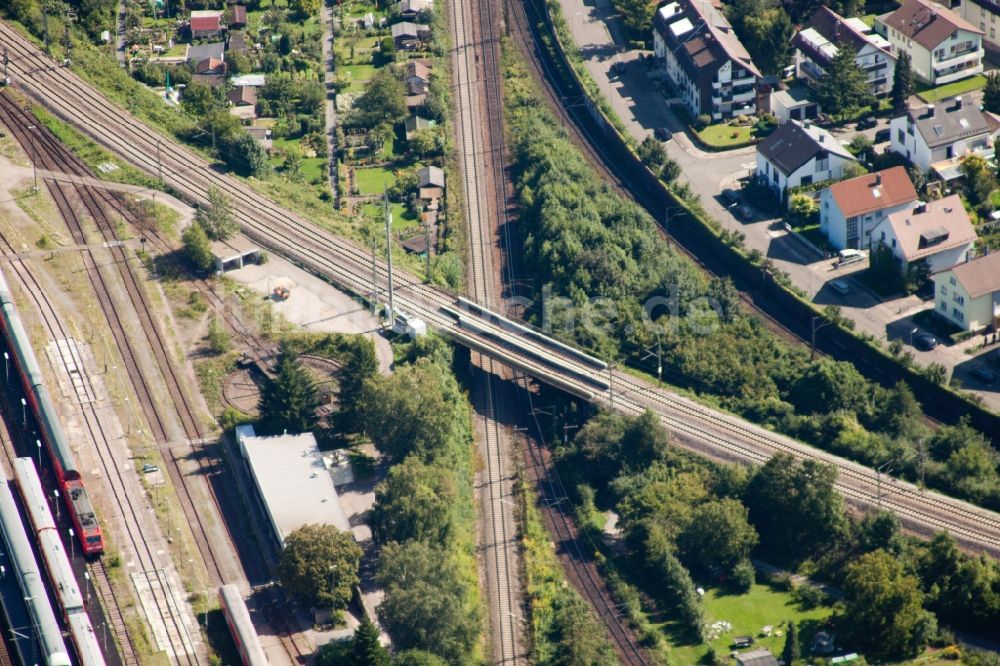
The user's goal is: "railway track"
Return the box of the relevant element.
[0,93,312,663]
[1,23,997,559]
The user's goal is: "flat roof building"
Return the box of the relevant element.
[236,426,351,551]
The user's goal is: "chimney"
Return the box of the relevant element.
[803,119,811,128]
[927,104,935,118]
[955,96,963,109]
[819,133,825,143]
[914,201,926,214]
[874,172,882,186]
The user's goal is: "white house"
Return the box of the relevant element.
[819,167,919,250]
[870,194,977,273]
[889,96,992,178]
[653,0,761,121]
[877,0,984,85]
[932,251,1000,331]
[756,120,858,197]
[945,0,1000,55]
[794,6,896,97]
[770,86,821,124]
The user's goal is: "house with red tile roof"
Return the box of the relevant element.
[189,10,223,39]
[819,167,919,250]
[876,0,983,85]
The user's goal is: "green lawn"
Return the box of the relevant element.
[860,14,877,27]
[354,166,396,195]
[655,583,833,665]
[697,123,755,149]
[340,63,377,92]
[362,202,418,230]
[916,74,987,102]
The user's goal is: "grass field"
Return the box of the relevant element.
[917,74,987,102]
[654,583,834,665]
[698,123,755,149]
[354,166,396,194]
[361,202,418,230]
[341,63,377,92]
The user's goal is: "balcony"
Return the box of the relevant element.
[934,59,984,85]
[935,47,984,67]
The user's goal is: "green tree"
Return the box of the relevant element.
[350,615,390,666]
[551,593,619,665]
[638,135,667,170]
[257,345,320,434]
[744,454,846,564]
[788,193,817,226]
[195,186,238,241]
[842,550,936,660]
[676,498,758,571]
[610,0,657,39]
[644,521,704,640]
[960,154,996,209]
[377,541,480,663]
[661,157,681,184]
[347,68,407,131]
[224,131,271,178]
[372,456,456,544]
[891,51,914,112]
[740,8,794,75]
[206,317,230,354]
[783,621,800,665]
[790,359,870,416]
[393,651,448,666]
[277,524,362,610]
[855,510,903,556]
[984,72,1000,114]
[337,337,379,432]
[815,46,873,115]
[181,80,223,117]
[182,221,214,272]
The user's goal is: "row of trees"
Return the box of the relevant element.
[560,410,1000,660]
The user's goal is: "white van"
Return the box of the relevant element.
[836,249,866,266]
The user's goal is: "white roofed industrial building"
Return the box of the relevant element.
[236,425,351,550]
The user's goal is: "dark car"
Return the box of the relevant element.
[971,366,997,384]
[654,127,673,141]
[735,203,753,220]
[914,332,938,351]
[721,188,741,206]
[874,128,891,143]
[857,116,877,130]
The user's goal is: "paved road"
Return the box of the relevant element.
[557,0,1000,411]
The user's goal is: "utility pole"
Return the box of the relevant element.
[562,423,578,444]
[423,216,432,283]
[383,188,395,331]
[369,229,378,315]
[26,125,38,192]
[608,362,615,409]
[3,48,9,85]
[664,206,671,248]
[156,139,163,184]
[43,7,50,54]
[642,335,663,386]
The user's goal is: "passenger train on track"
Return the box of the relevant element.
[0,270,104,556]
[218,584,268,666]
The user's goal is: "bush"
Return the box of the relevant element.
[729,559,755,592]
[790,583,826,609]
[696,113,712,129]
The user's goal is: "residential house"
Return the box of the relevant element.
[195,57,226,75]
[870,194,977,273]
[189,10,223,39]
[187,41,225,64]
[769,86,820,124]
[403,60,431,95]
[227,85,257,119]
[228,4,247,29]
[231,73,266,87]
[246,126,273,151]
[228,31,248,54]
[756,120,858,197]
[819,167,919,250]
[932,251,1000,331]
[876,0,984,85]
[398,0,434,20]
[417,165,445,201]
[652,0,762,121]
[794,6,896,97]
[735,650,780,666]
[889,96,991,178]
[951,0,1000,53]
[405,115,436,140]
[392,22,431,50]
[406,93,427,110]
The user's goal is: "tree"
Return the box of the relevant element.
[277,524,362,610]
[960,154,996,209]
[638,135,667,170]
[223,131,271,178]
[738,8,794,75]
[783,621,801,665]
[393,651,448,666]
[676,498,758,571]
[841,550,936,660]
[257,345,320,434]
[347,68,407,131]
[610,0,657,39]
[372,456,456,544]
[195,186,238,241]
[790,359,870,417]
[377,541,480,663]
[644,520,704,640]
[337,338,379,432]
[744,454,846,564]
[661,157,681,184]
[855,511,903,556]
[206,317,230,354]
[848,134,874,158]
[984,72,1000,114]
[788,193,817,227]
[181,80,223,117]
[350,615,390,666]
[182,221,214,272]
[551,593,619,665]
[891,51,914,112]
[815,46,872,115]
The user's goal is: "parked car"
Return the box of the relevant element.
[829,279,850,295]
[735,203,753,220]
[914,332,938,351]
[836,248,866,267]
[654,127,672,141]
[874,128,891,143]
[971,365,997,383]
[857,116,877,130]
[721,188,741,206]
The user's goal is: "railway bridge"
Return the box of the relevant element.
[0,24,999,558]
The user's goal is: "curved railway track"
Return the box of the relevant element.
[1,23,997,559]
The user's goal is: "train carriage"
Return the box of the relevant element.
[218,584,268,666]
[0,467,70,666]
[67,610,106,666]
